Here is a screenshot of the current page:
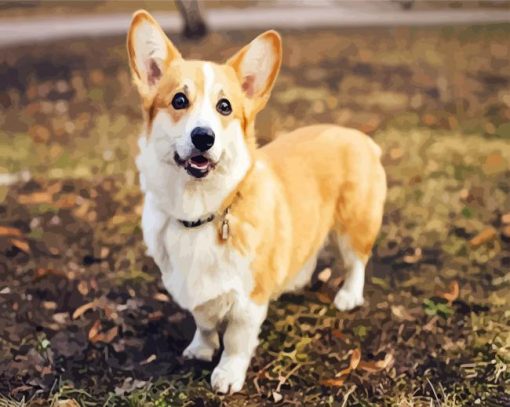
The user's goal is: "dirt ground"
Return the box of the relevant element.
[0,24,509,406]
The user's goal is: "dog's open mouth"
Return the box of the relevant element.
[174,152,215,179]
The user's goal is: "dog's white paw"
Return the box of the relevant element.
[211,357,247,394]
[334,288,364,311]
[183,331,219,362]
[182,342,216,362]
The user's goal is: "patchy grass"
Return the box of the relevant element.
[0,24,509,406]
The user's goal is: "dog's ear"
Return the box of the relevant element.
[127,10,181,96]
[227,30,282,115]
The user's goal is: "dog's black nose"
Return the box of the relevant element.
[191,127,215,152]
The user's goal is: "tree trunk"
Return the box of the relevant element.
[175,0,208,39]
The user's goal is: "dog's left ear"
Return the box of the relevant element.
[227,30,282,115]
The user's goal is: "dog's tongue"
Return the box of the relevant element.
[189,155,209,169]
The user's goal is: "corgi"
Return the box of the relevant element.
[127,10,386,394]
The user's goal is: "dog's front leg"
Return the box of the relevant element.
[211,300,268,394]
[183,326,219,362]
[183,308,220,362]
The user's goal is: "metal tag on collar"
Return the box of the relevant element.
[221,207,230,240]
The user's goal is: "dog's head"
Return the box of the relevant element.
[127,10,282,181]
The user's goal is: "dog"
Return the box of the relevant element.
[127,10,387,394]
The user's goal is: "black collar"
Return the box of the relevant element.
[179,214,215,228]
[177,204,233,240]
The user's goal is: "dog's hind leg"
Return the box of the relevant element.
[334,234,367,311]
[332,165,385,311]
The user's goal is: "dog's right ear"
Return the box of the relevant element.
[127,10,181,96]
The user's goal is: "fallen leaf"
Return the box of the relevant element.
[77,280,89,296]
[0,226,23,238]
[316,292,332,304]
[73,200,91,219]
[320,376,346,387]
[153,292,170,302]
[403,248,422,264]
[73,300,99,319]
[272,391,283,403]
[9,238,30,253]
[350,348,361,370]
[10,385,33,396]
[140,354,157,365]
[442,281,460,304]
[34,268,66,281]
[52,312,69,324]
[502,213,510,225]
[391,305,416,321]
[56,194,76,209]
[92,326,118,344]
[88,320,101,341]
[42,301,57,310]
[335,348,361,378]
[18,191,52,205]
[332,329,346,340]
[423,316,438,332]
[318,267,332,283]
[358,353,394,373]
[469,227,497,247]
[56,400,80,407]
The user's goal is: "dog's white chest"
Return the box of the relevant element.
[141,192,253,311]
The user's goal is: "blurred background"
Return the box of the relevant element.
[1,1,509,406]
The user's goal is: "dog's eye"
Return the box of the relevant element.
[216,98,232,116]
[171,92,189,110]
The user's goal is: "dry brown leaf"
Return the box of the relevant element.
[92,326,118,344]
[56,194,77,209]
[469,227,497,247]
[332,329,346,340]
[317,267,332,283]
[0,226,23,238]
[42,301,57,310]
[272,391,283,403]
[358,353,394,373]
[334,348,361,378]
[73,200,91,219]
[391,305,416,321]
[73,300,99,319]
[56,399,80,407]
[403,248,422,264]
[140,354,157,365]
[423,316,438,332]
[350,348,361,370]
[53,312,69,324]
[77,281,89,296]
[153,292,170,302]
[316,292,332,304]
[442,281,460,304]
[34,267,66,280]
[502,213,510,225]
[9,238,30,253]
[320,376,346,387]
[88,320,101,341]
[18,191,53,205]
